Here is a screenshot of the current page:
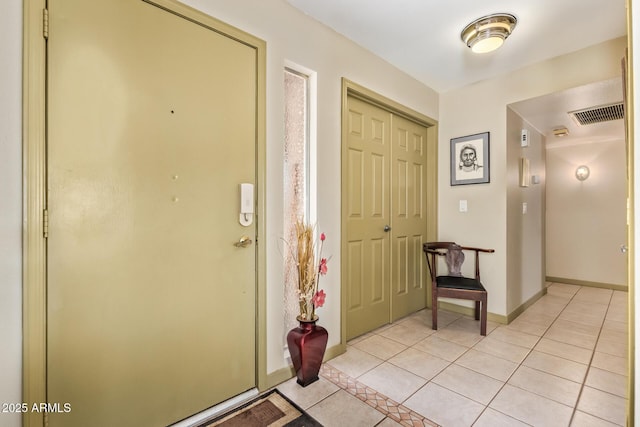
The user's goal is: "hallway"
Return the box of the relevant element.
[278,283,628,426]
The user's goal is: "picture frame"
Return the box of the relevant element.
[450,132,490,186]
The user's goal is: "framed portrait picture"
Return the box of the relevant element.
[450,132,490,186]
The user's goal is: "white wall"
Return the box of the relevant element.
[546,138,627,286]
[0,1,23,427]
[439,37,627,317]
[506,111,546,314]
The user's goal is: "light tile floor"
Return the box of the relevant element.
[278,283,629,426]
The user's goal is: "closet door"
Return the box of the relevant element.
[345,96,392,339]
[390,115,428,320]
[344,95,430,340]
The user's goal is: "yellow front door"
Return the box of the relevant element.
[47,1,258,426]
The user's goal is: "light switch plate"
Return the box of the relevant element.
[459,200,468,213]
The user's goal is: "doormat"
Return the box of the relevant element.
[198,389,322,427]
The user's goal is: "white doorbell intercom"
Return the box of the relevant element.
[239,183,254,226]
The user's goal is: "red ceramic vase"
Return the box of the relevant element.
[286,316,328,387]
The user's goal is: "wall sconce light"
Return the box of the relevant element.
[461,13,518,54]
[575,165,590,181]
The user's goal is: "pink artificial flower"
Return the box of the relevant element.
[312,289,326,308]
[320,232,326,241]
[318,258,328,275]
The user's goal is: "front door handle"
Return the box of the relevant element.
[234,236,253,248]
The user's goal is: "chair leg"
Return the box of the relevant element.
[474,301,480,320]
[432,290,438,331]
[480,294,487,336]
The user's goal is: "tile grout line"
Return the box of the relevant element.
[471,285,565,426]
[505,286,627,426]
[390,311,551,425]
[567,288,625,426]
[467,283,602,425]
[354,307,550,425]
[331,285,626,426]
[369,312,490,412]
[489,285,622,426]
[381,315,483,422]
[351,312,535,425]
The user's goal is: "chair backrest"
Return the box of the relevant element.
[423,242,495,282]
[444,244,465,277]
[423,242,463,280]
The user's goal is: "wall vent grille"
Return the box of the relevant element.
[569,102,624,125]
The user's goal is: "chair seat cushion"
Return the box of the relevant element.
[436,276,486,291]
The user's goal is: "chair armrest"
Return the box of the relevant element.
[459,246,495,254]
[458,246,494,281]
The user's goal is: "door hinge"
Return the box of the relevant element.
[43,8,49,40]
[43,209,49,238]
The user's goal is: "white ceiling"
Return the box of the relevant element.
[287,0,627,93]
[510,78,625,147]
[287,0,628,144]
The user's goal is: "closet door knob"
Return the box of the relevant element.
[384,225,391,232]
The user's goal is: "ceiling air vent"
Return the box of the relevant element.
[569,102,624,126]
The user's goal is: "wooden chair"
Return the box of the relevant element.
[423,242,494,335]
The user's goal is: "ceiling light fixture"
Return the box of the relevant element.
[461,13,517,54]
[553,127,570,137]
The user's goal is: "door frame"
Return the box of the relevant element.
[623,23,636,421]
[22,1,266,426]
[340,78,438,345]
